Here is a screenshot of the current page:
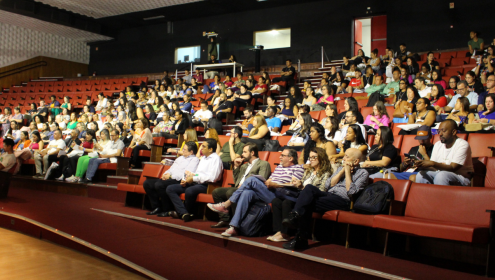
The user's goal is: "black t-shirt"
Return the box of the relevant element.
[368,144,397,167]
[362,75,374,88]
[408,145,434,160]
[214,101,233,114]
[468,81,485,95]
[282,66,296,79]
[342,63,351,71]
[235,91,252,104]
[422,61,439,72]
[37,106,48,115]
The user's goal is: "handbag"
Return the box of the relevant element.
[263,139,280,151]
[393,101,413,118]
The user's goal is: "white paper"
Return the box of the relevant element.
[397,124,422,131]
[58,150,67,156]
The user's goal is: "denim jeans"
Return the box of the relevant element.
[86,158,110,180]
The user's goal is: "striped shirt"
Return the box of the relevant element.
[166,155,200,181]
[324,167,369,202]
[270,164,304,184]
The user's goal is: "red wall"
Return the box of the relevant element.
[354,20,362,56]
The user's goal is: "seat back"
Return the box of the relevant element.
[258,151,270,162]
[309,111,320,121]
[392,134,403,150]
[218,135,230,147]
[267,151,281,172]
[360,107,373,118]
[468,133,495,158]
[432,133,467,144]
[153,137,166,146]
[373,178,411,203]
[221,170,234,188]
[138,164,164,185]
[276,136,292,147]
[399,135,419,158]
[405,183,495,226]
[485,157,495,188]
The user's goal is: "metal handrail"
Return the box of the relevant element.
[0,61,48,79]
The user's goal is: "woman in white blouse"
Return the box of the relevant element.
[129,118,153,168]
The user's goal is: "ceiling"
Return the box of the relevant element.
[34,0,204,19]
[0,10,112,42]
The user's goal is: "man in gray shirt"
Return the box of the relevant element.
[143,142,199,217]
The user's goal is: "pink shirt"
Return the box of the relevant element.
[363,114,390,129]
[317,95,334,103]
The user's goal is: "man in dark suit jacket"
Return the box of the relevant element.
[210,142,271,228]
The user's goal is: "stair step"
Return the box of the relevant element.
[87,183,118,189]
[106,175,128,185]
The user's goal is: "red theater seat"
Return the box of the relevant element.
[468,133,495,158]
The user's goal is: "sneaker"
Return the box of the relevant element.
[79,178,91,184]
[207,202,229,214]
[55,174,65,181]
[44,162,59,180]
[221,226,238,237]
[66,176,79,183]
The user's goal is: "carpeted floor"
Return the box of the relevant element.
[0,187,488,280]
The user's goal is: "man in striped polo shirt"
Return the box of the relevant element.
[209,148,304,237]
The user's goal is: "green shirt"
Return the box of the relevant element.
[468,38,484,50]
[382,81,400,95]
[365,84,387,96]
[220,141,245,163]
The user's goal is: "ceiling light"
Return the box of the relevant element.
[270,30,279,34]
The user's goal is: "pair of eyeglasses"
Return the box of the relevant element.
[280,154,290,157]
[309,156,318,160]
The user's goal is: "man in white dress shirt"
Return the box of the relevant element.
[166,138,223,221]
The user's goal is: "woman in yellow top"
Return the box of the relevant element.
[248,115,269,140]
[167,128,199,156]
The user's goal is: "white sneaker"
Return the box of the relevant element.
[55,174,65,181]
[44,162,59,180]
[66,176,78,183]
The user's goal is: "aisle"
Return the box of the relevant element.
[0,227,146,280]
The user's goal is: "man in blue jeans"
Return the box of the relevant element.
[208,148,304,237]
[166,139,223,221]
[80,130,124,183]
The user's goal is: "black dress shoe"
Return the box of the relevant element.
[146,208,162,215]
[182,213,194,222]
[157,212,169,217]
[168,211,179,219]
[79,178,91,184]
[283,234,308,250]
[282,211,300,229]
[210,221,229,228]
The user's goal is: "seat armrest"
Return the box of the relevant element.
[207,183,222,194]
[389,200,407,216]
[489,147,495,157]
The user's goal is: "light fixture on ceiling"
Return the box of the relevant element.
[143,15,165,21]
[270,30,279,34]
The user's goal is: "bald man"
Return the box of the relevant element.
[413,119,473,186]
[282,148,369,250]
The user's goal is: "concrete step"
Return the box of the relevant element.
[87,183,118,189]
[106,175,128,185]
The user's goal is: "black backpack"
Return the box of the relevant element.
[365,91,385,107]
[352,180,394,214]
[238,201,272,237]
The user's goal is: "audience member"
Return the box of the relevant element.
[300,123,336,164]
[471,93,495,124]
[209,148,303,237]
[0,138,16,172]
[213,94,233,121]
[477,74,495,111]
[337,97,364,124]
[413,120,473,186]
[465,70,484,95]
[166,138,223,221]
[34,129,65,178]
[362,126,399,178]
[191,101,213,127]
[280,97,298,125]
[288,86,304,105]
[329,124,368,163]
[440,81,478,113]
[272,59,296,85]
[414,77,431,98]
[381,69,400,95]
[209,143,271,228]
[468,31,484,55]
[265,107,282,133]
[445,97,475,124]
[269,147,331,242]
[128,118,153,168]
[282,148,368,250]
[430,84,448,110]
[363,101,390,130]
[421,52,440,72]
[285,113,311,151]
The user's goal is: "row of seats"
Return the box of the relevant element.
[115,162,495,275]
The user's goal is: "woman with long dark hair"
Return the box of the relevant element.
[323,116,340,144]
[362,126,399,178]
[285,113,312,151]
[336,97,364,124]
[329,124,368,163]
[445,76,460,98]
[430,84,448,110]
[471,93,495,124]
[281,97,298,126]
[406,57,419,79]
[289,86,303,105]
[430,69,447,90]
[393,86,420,124]
[447,97,475,125]
[399,97,436,135]
[465,70,484,94]
[299,123,336,164]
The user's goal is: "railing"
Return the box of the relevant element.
[174,63,194,79]
[0,61,48,79]
[321,46,330,68]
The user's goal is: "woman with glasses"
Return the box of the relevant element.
[399,97,436,135]
[471,93,495,124]
[269,147,331,242]
[477,74,495,112]
[363,101,390,130]
[430,84,448,110]
[445,76,460,99]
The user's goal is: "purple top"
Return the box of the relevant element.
[478,110,495,120]
[363,114,390,129]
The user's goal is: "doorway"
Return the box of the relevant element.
[354,15,387,57]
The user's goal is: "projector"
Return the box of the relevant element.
[253,45,264,50]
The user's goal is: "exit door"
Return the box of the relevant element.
[354,15,387,57]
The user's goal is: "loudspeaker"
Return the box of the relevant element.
[167,21,173,34]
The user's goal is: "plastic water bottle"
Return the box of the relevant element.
[191,108,195,114]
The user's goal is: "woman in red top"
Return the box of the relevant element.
[223,75,234,88]
[445,76,460,98]
[252,76,268,95]
[431,84,448,111]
